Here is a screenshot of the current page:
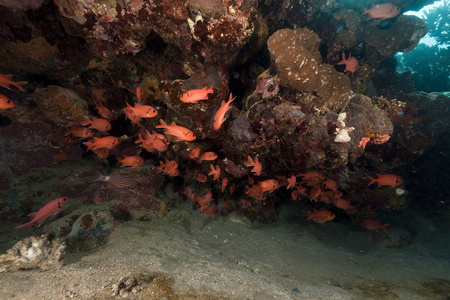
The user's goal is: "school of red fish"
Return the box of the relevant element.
[3,4,404,232]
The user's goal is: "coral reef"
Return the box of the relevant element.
[371,96,405,116]
[267,28,352,113]
[0,235,65,273]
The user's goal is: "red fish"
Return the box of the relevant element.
[0,74,27,92]
[200,152,218,161]
[94,101,114,120]
[124,101,158,118]
[157,160,180,176]
[180,83,214,103]
[189,147,201,158]
[208,164,221,181]
[362,219,390,233]
[246,156,262,176]
[193,171,208,183]
[338,52,359,75]
[65,127,95,138]
[92,170,137,188]
[196,191,213,211]
[83,136,120,150]
[368,174,404,187]
[81,115,112,131]
[214,93,235,130]
[136,130,169,152]
[332,198,356,212]
[297,172,325,181]
[304,209,335,223]
[286,175,296,189]
[221,177,228,192]
[156,119,196,141]
[117,155,145,167]
[362,3,401,20]
[0,94,15,109]
[259,179,281,193]
[136,87,145,103]
[16,197,68,230]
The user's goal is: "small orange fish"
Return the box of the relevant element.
[304,209,335,223]
[246,156,262,176]
[221,177,228,192]
[93,148,109,159]
[309,187,322,202]
[200,152,218,161]
[156,119,196,141]
[83,136,120,150]
[297,172,325,181]
[124,101,158,118]
[136,130,169,152]
[362,219,390,233]
[244,185,266,200]
[157,160,180,176]
[136,87,145,103]
[180,83,214,103]
[196,191,213,211]
[362,3,400,20]
[0,94,15,109]
[286,175,296,189]
[208,164,221,181]
[368,174,404,187]
[332,198,356,212]
[291,189,298,200]
[323,178,338,190]
[259,179,281,193]
[117,155,145,167]
[0,74,27,92]
[81,115,112,131]
[189,147,201,159]
[214,93,235,130]
[16,197,68,229]
[65,127,95,138]
[338,52,359,75]
[94,101,114,120]
[123,107,143,126]
[193,170,208,183]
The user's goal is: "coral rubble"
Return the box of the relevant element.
[0,235,65,273]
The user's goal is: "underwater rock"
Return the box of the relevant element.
[363,15,428,57]
[68,210,114,250]
[32,86,88,127]
[0,235,65,273]
[267,28,352,113]
[0,37,59,74]
[0,121,77,174]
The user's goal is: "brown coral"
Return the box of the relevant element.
[267,28,352,113]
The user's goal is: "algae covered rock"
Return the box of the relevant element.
[68,210,115,250]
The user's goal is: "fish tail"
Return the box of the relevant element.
[367,176,377,186]
[13,81,28,92]
[92,169,105,182]
[381,224,390,233]
[81,115,91,125]
[15,220,34,230]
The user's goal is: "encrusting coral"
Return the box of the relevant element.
[0,235,65,273]
[371,95,406,116]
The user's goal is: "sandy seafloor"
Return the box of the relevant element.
[1,199,450,300]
